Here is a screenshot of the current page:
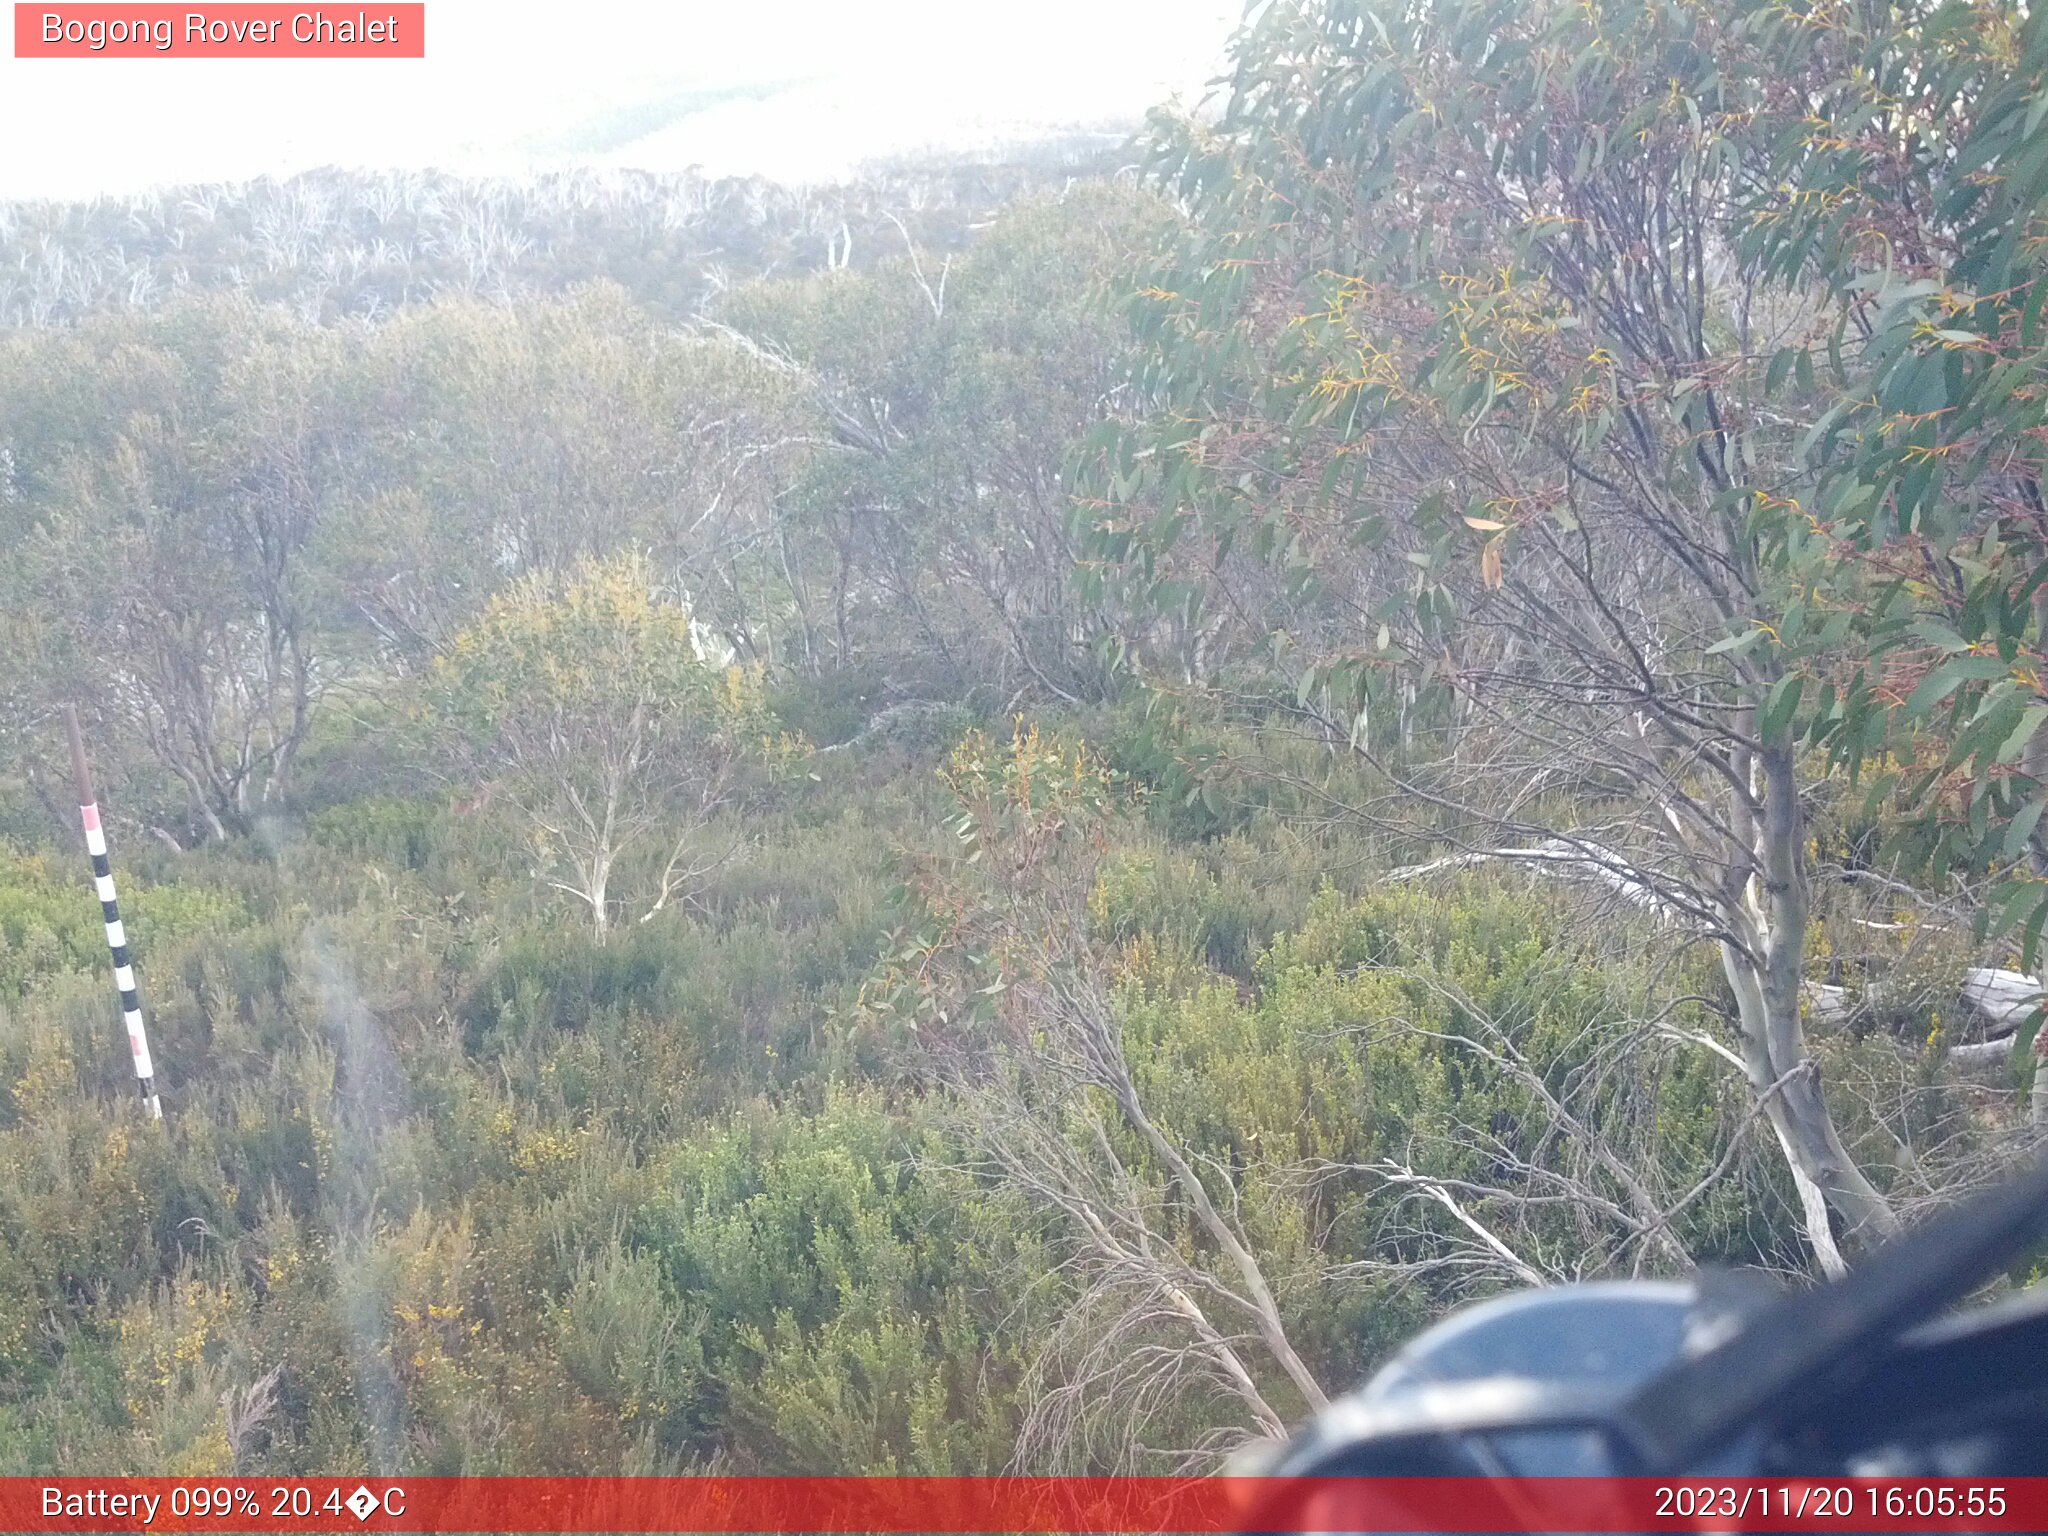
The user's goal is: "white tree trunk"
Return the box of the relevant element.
[1721,742,1898,1269]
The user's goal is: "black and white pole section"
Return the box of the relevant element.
[64,706,162,1121]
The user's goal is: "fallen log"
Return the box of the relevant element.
[1383,838,1668,912]
[1959,968,2044,1033]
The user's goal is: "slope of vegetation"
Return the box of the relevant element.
[4,0,2048,1477]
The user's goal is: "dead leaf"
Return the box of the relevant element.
[1480,538,1504,590]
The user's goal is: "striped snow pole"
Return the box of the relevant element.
[64,707,162,1121]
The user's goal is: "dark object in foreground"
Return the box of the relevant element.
[1251,1157,2048,1515]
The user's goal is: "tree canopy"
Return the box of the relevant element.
[2,1,2046,1480]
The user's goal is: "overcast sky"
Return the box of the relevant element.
[0,1,1243,199]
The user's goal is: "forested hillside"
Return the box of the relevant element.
[5,0,2048,1478]
[0,147,1118,327]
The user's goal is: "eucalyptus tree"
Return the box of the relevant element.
[1759,3,2048,1104]
[321,289,817,669]
[1,299,351,841]
[1076,0,2048,1270]
[714,187,1169,697]
[423,552,764,942]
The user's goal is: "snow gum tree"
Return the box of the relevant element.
[1080,0,2048,1270]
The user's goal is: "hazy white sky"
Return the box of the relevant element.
[0,1,1243,198]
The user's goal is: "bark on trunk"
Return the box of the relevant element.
[1721,742,1899,1272]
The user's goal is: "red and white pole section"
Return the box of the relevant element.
[64,706,162,1121]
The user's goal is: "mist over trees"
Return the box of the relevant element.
[0,150,1121,326]
[3,0,2048,1477]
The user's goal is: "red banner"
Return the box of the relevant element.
[6,1477,2044,1533]
[13,5,424,57]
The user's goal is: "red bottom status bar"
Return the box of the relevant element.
[9,1476,2046,1534]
